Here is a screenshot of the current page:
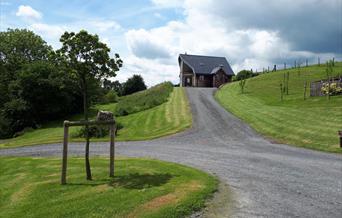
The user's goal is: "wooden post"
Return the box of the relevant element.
[318,57,320,66]
[306,59,308,67]
[339,131,342,148]
[284,63,286,70]
[327,77,331,100]
[61,122,69,185]
[304,81,307,100]
[109,124,115,177]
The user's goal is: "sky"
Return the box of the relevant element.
[1,0,342,86]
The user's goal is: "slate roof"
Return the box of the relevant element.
[178,54,234,75]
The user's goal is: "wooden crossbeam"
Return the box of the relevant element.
[61,120,116,185]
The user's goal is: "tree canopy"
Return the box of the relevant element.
[0,29,82,138]
[122,74,147,96]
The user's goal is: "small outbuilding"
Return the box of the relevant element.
[178,54,234,87]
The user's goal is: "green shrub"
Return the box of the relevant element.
[73,122,124,138]
[115,82,173,116]
[103,90,118,103]
[121,74,147,96]
[235,70,259,81]
[321,82,342,95]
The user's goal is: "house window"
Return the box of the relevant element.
[199,75,204,80]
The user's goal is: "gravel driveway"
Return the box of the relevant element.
[1,88,341,217]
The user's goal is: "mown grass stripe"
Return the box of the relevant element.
[216,62,342,153]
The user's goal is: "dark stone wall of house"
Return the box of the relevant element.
[196,75,212,87]
[180,69,232,87]
[213,70,230,87]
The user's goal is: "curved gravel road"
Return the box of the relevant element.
[1,88,341,217]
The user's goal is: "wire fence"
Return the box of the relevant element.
[251,57,342,74]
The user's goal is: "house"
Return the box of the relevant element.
[178,54,234,87]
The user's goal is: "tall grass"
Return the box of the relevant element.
[115,82,174,116]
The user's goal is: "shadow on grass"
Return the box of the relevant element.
[109,173,174,189]
[67,173,174,189]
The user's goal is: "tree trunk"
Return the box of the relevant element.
[82,77,92,180]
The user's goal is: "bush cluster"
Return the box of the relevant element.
[115,82,173,116]
[73,122,124,138]
[0,29,85,138]
[321,82,342,95]
[233,70,259,81]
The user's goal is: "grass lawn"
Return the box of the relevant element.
[0,157,217,218]
[216,63,342,153]
[0,88,191,148]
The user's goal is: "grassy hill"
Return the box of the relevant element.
[0,157,217,217]
[0,87,192,148]
[216,62,342,153]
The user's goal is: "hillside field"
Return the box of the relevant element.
[0,87,191,148]
[216,62,342,153]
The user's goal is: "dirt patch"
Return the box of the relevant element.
[44,173,59,178]
[190,181,235,218]
[127,180,203,217]
[95,184,111,192]
[10,183,33,204]
[143,193,178,210]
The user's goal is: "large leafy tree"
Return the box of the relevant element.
[57,30,122,180]
[122,74,146,96]
[0,28,52,106]
[0,29,62,138]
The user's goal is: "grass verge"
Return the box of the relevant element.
[0,157,217,218]
[0,88,192,148]
[215,63,342,153]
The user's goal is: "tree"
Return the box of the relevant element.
[0,29,52,107]
[103,79,123,96]
[236,70,254,81]
[122,74,146,96]
[0,29,57,138]
[57,30,122,180]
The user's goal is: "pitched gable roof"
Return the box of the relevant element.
[178,54,234,75]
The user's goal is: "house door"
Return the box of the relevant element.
[185,76,192,87]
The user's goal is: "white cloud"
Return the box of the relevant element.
[16,5,42,20]
[9,0,340,86]
[30,23,65,39]
[120,0,340,86]
[117,55,179,86]
[151,0,184,8]
[88,20,121,32]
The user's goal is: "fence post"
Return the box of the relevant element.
[109,123,115,177]
[304,81,307,100]
[61,121,69,185]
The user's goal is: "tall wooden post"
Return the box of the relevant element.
[109,124,115,177]
[304,81,307,100]
[61,122,69,185]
